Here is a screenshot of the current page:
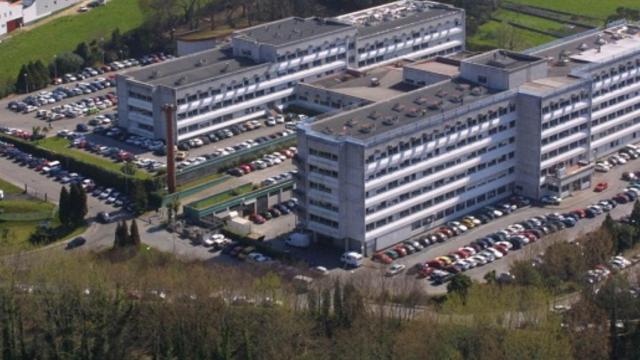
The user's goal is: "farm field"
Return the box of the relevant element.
[0,0,144,86]
[506,0,639,21]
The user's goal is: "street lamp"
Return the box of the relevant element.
[23,73,28,94]
[100,37,105,64]
[53,54,58,80]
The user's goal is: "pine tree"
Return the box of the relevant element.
[129,181,148,215]
[113,222,123,248]
[333,280,344,326]
[15,65,28,94]
[74,42,91,65]
[129,219,141,247]
[69,184,86,226]
[34,60,50,88]
[77,185,88,222]
[121,220,130,246]
[59,187,70,226]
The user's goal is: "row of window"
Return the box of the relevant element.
[365,151,514,216]
[366,137,514,199]
[309,148,338,161]
[128,105,152,117]
[275,42,348,62]
[356,19,460,53]
[593,101,640,129]
[541,92,589,115]
[309,181,333,194]
[592,58,640,83]
[309,199,339,213]
[309,164,338,178]
[592,117,640,142]
[128,91,152,102]
[408,184,510,232]
[541,108,588,130]
[366,121,515,185]
[593,75,640,100]
[365,105,515,164]
[541,138,587,163]
[310,213,339,229]
[542,123,588,146]
[366,170,513,232]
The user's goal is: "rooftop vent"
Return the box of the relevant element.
[368,111,382,120]
[406,108,420,118]
[456,83,470,91]
[435,89,449,98]
[449,94,463,104]
[382,116,399,126]
[577,42,589,51]
[359,124,376,134]
[392,103,406,112]
[220,62,230,73]
[196,58,208,67]
[149,70,159,79]
[322,127,334,135]
[595,36,607,46]
[414,96,429,105]
[427,100,442,110]
[175,76,187,86]
[470,87,483,96]
[345,118,358,127]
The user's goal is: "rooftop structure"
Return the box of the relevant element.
[337,0,458,38]
[404,58,460,77]
[233,17,352,46]
[310,78,496,141]
[465,49,546,71]
[125,47,263,88]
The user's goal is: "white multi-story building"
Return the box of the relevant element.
[116,1,465,142]
[296,22,640,255]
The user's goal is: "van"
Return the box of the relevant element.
[340,252,364,268]
[46,160,61,168]
[625,144,639,152]
[285,233,311,248]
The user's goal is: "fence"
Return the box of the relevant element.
[176,134,297,185]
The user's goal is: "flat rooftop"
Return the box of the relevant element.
[126,47,264,88]
[312,66,417,102]
[311,78,498,141]
[233,17,352,46]
[519,76,582,96]
[466,49,544,71]
[528,23,640,76]
[337,0,458,38]
[404,59,460,77]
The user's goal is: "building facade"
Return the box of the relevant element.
[116,0,465,142]
[296,22,640,255]
[1,0,82,36]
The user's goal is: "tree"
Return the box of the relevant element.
[68,184,87,226]
[129,181,148,215]
[129,219,141,247]
[630,200,640,226]
[74,42,91,65]
[49,52,84,78]
[59,187,71,226]
[113,220,131,248]
[447,273,472,303]
[15,64,29,94]
[121,162,137,176]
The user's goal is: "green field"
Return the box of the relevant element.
[0,195,56,254]
[495,9,582,36]
[469,20,556,51]
[0,178,22,195]
[506,0,639,21]
[36,137,151,180]
[0,0,145,83]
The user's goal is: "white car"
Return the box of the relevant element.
[385,264,406,276]
[595,163,610,172]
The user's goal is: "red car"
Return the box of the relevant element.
[393,246,407,257]
[594,182,608,192]
[373,253,393,264]
[418,266,434,278]
[249,213,266,224]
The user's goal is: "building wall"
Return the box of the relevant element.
[177,39,218,57]
[24,0,81,23]
[0,1,23,36]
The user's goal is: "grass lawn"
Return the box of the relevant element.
[36,136,151,180]
[0,0,145,83]
[177,173,226,192]
[192,183,255,210]
[469,20,556,51]
[494,9,581,36]
[506,0,639,21]
[0,197,56,254]
[0,177,22,195]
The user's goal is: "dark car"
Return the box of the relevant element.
[268,208,281,217]
[276,204,290,214]
[66,236,87,249]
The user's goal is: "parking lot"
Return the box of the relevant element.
[345,148,640,293]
